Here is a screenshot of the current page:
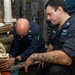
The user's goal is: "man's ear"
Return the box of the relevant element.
[57,6,63,14]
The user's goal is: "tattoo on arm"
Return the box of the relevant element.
[32,53,62,63]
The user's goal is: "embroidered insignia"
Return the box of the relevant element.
[66,22,70,26]
[61,30,67,35]
[52,30,56,34]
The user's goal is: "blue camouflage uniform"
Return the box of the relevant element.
[9,22,45,61]
[37,14,75,75]
[48,14,75,75]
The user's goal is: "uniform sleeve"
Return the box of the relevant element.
[9,30,21,57]
[61,30,75,62]
[48,34,52,44]
[20,27,45,61]
[48,29,54,46]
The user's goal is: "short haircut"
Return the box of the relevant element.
[45,0,67,12]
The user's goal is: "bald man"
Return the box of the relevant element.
[0,18,45,75]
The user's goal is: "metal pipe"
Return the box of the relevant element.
[4,0,16,25]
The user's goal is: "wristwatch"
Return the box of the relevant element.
[15,58,19,65]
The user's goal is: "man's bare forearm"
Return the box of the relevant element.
[31,52,60,63]
[31,50,72,65]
